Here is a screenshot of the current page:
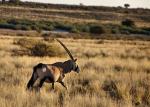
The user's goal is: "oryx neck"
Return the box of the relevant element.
[62,60,73,74]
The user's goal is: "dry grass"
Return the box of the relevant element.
[0,36,150,107]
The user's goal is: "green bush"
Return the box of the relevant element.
[141,27,150,33]
[70,26,80,33]
[89,25,105,34]
[121,19,135,27]
[120,26,150,35]
[15,25,31,30]
[75,24,90,33]
[0,19,7,24]
[135,29,150,35]
[0,23,16,29]
[111,28,119,34]
[7,19,33,26]
[0,18,149,36]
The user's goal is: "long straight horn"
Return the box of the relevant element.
[56,39,74,60]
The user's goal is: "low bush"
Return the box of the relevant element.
[13,38,62,57]
[31,42,60,57]
[111,28,119,34]
[76,24,90,33]
[89,25,105,34]
[121,19,135,27]
[120,26,150,35]
[54,22,74,32]
[102,80,123,100]
[142,27,150,32]
[0,23,16,29]
[0,18,149,36]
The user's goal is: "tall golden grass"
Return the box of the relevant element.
[0,36,149,107]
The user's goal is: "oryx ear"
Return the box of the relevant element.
[74,59,77,62]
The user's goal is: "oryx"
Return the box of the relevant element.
[27,39,80,91]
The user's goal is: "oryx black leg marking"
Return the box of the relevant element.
[39,77,48,88]
[60,81,67,90]
[46,76,55,90]
[52,83,54,89]
[27,68,38,89]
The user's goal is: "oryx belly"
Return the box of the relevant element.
[36,65,62,83]
[46,65,61,82]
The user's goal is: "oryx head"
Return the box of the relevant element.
[56,39,80,73]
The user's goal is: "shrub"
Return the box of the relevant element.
[142,27,150,32]
[76,24,90,33]
[102,80,123,100]
[14,38,37,49]
[136,29,150,35]
[0,23,16,29]
[121,19,135,27]
[7,19,33,26]
[120,26,132,34]
[0,19,7,24]
[70,26,80,33]
[82,26,90,32]
[111,28,120,34]
[31,42,59,57]
[120,26,150,35]
[89,25,105,34]
[7,19,18,25]
[55,23,73,31]
[13,38,62,57]
[15,25,31,30]
[42,34,54,42]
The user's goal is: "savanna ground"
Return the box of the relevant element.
[0,35,149,107]
[0,2,150,107]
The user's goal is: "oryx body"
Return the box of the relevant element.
[27,39,79,90]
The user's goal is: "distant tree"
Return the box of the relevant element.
[124,3,130,9]
[80,3,84,6]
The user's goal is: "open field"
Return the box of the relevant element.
[0,35,149,107]
[0,2,150,107]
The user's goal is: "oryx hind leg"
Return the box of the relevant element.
[59,81,67,90]
[33,77,47,92]
[39,76,55,90]
[52,82,54,90]
[38,77,48,88]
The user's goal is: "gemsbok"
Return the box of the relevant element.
[27,39,80,91]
